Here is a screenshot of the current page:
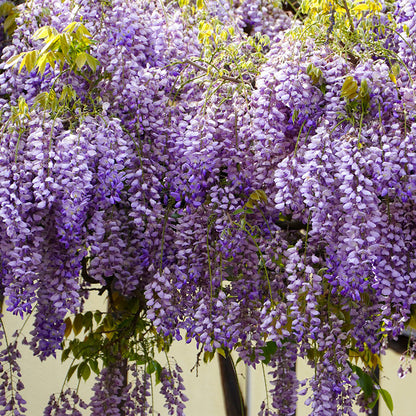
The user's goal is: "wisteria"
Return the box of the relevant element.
[0,0,416,414]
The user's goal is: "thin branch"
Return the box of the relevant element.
[183,59,251,85]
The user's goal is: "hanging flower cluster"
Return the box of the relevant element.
[0,0,415,415]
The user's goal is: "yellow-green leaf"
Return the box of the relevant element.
[34,92,48,108]
[40,33,60,54]
[391,62,400,77]
[17,97,28,114]
[379,388,393,414]
[4,52,24,69]
[75,52,88,70]
[75,23,92,38]
[18,54,30,73]
[3,14,17,36]
[60,33,70,55]
[217,348,226,358]
[389,73,396,84]
[86,54,99,71]
[341,76,358,100]
[220,30,228,41]
[64,21,78,34]
[25,50,38,73]
[46,51,58,69]
[0,1,14,16]
[33,26,54,40]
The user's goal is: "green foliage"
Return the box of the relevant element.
[261,341,278,365]
[341,76,358,100]
[5,21,99,75]
[306,62,326,93]
[0,1,18,38]
[294,0,383,42]
[61,289,169,387]
[173,2,270,103]
[245,190,268,209]
[349,362,393,414]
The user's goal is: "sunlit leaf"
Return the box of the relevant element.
[86,54,99,71]
[36,54,48,74]
[40,34,60,55]
[379,388,393,414]
[64,21,78,34]
[25,50,38,73]
[75,52,88,70]
[341,76,358,100]
[33,26,54,40]
[4,52,24,69]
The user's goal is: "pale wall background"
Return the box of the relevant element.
[3,296,416,416]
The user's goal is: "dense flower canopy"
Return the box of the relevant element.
[0,0,416,414]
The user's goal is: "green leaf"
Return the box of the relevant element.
[368,393,379,409]
[132,354,147,365]
[3,13,16,36]
[94,310,102,324]
[217,348,226,358]
[78,361,91,381]
[73,314,83,335]
[66,364,78,381]
[379,388,393,414]
[245,200,254,209]
[0,1,14,16]
[83,311,93,332]
[306,62,323,85]
[146,359,162,382]
[89,359,100,375]
[262,341,278,365]
[61,348,71,362]
[232,208,246,215]
[357,371,375,398]
[203,351,215,363]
